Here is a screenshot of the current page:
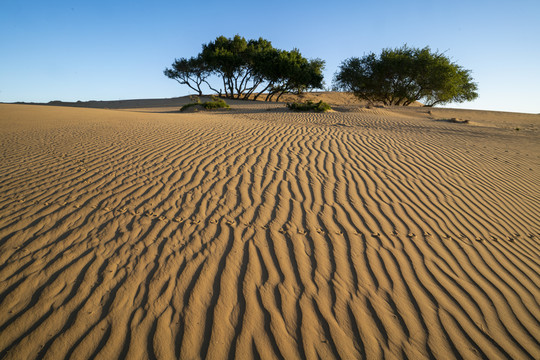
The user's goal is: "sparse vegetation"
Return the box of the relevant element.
[286,100,332,112]
[447,118,469,124]
[180,96,230,112]
[201,96,230,110]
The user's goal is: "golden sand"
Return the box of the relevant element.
[0,97,539,359]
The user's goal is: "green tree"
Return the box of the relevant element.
[163,56,212,96]
[200,35,249,98]
[333,45,478,106]
[165,35,325,101]
[260,49,325,101]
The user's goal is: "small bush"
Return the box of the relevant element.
[180,103,200,112]
[448,117,469,124]
[202,96,230,110]
[180,95,229,112]
[286,100,332,112]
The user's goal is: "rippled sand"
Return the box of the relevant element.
[0,100,539,359]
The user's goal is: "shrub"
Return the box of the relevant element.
[201,96,230,110]
[179,102,200,112]
[180,95,229,112]
[287,100,332,112]
[448,118,469,124]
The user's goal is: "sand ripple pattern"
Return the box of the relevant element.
[1,105,539,359]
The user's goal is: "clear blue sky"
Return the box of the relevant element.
[1,0,539,113]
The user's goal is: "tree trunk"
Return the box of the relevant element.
[222,77,229,98]
[175,79,201,96]
[265,92,276,102]
[204,80,221,96]
[253,83,272,101]
[276,91,287,102]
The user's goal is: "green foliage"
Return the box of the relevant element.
[201,96,230,109]
[180,96,229,112]
[286,100,332,112]
[261,49,325,101]
[333,45,478,106]
[164,56,209,96]
[166,35,325,101]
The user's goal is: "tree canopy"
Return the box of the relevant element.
[333,45,478,106]
[165,35,325,101]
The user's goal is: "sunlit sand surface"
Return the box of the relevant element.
[1,97,539,359]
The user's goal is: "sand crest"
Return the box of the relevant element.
[0,101,539,359]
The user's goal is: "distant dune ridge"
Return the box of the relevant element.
[0,94,539,359]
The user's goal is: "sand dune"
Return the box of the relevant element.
[0,100,539,359]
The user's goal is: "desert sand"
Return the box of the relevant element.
[0,95,539,359]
